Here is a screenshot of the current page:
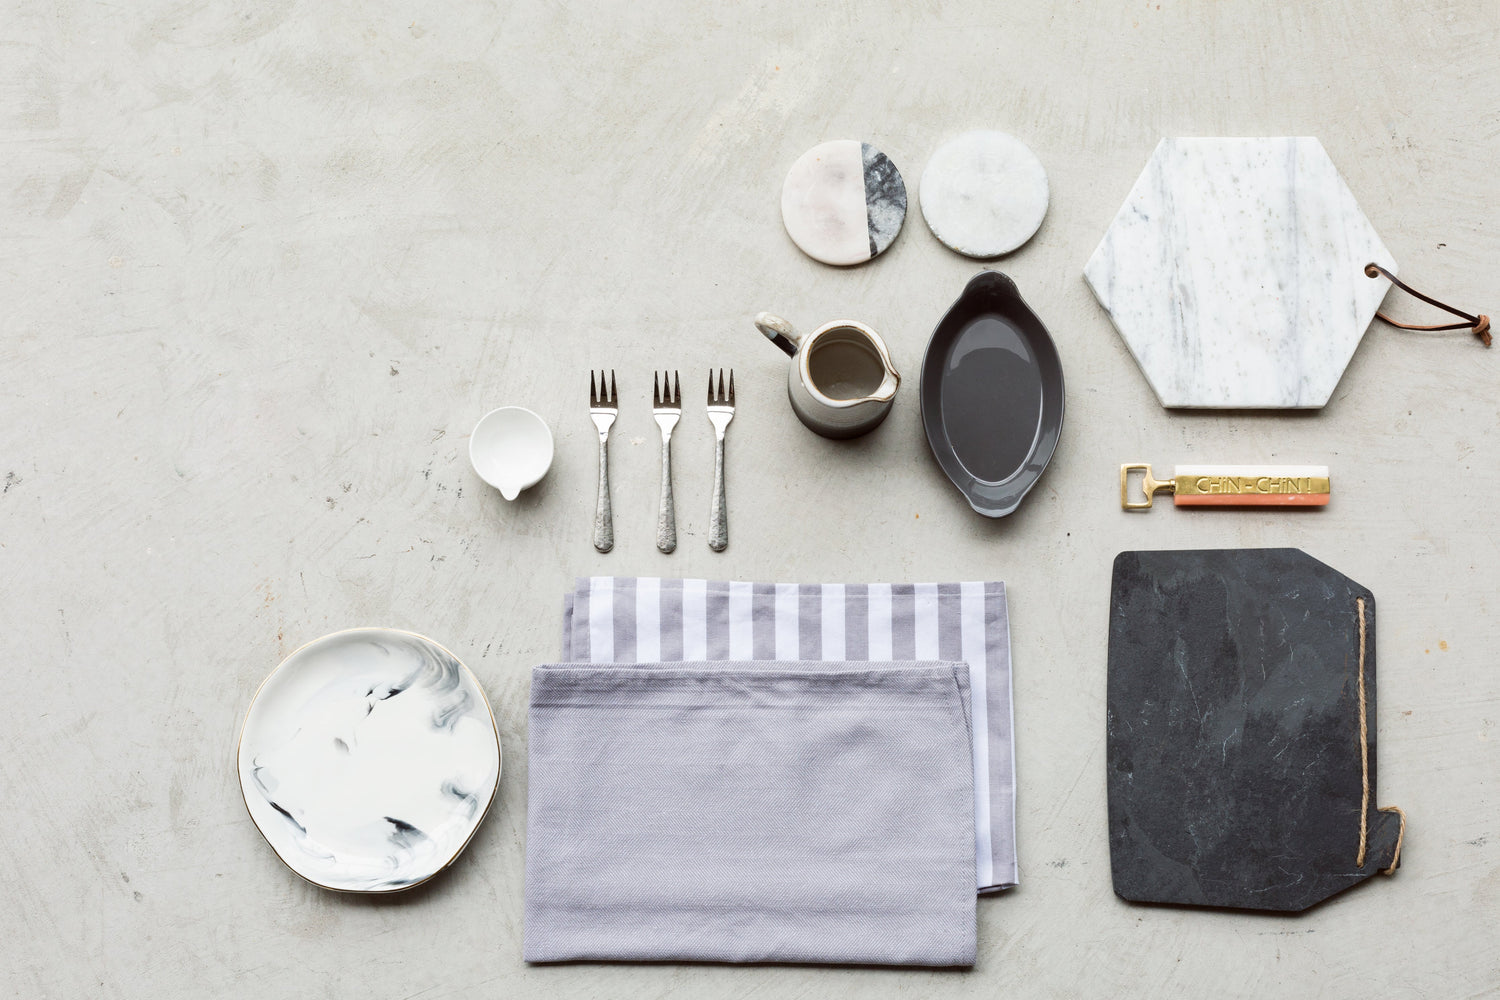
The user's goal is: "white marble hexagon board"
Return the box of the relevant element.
[1084,137,1397,408]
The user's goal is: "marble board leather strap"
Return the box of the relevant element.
[1106,548,1404,912]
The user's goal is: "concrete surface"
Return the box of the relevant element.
[3,1,1498,996]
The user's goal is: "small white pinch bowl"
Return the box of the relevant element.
[469,406,553,500]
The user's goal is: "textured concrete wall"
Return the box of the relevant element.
[2,0,1496,995]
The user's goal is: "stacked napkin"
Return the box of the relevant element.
[562,577,1019,891]
[524,578,1018,967]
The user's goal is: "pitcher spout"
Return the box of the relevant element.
[871,366,901,402]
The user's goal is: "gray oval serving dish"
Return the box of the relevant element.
[920,270,1065,518]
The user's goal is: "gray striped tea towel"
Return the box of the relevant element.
[524,660,978,965]
[561,578,1018,892]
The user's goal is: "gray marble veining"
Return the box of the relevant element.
[1084,137,1397,408]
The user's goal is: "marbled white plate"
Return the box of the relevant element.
[238,629,501,892]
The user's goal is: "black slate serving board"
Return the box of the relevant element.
[1107,548,1404,912]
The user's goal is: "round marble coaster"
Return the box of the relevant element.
[781,139,906,266]
[919,131,1049,258]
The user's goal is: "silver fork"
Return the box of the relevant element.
[589,370,617,553]
[652,370,681,553]
[707,369,735,552]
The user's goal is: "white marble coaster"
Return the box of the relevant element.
[781,139,906,266]
[1084,137,1397,409]
[919,130,1049,257]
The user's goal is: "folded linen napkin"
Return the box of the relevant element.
[524,660,978,966]
[561,578,1018,892]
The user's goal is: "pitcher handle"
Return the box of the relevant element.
[755,312,801,357]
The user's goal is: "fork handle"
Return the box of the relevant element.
[656,434,676,553]
[594,435,613,553]
[709,434,727,552]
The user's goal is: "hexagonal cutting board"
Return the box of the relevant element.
[1084,138,1397,408]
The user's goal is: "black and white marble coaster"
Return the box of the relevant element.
[780,140,906,266]
[919,130,1049,258]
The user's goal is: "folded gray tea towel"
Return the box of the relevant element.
[562,578,1018,892]
[523,661,978,966]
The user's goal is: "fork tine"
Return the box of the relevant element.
[590,369,598,406]
[673,370,680,404]
[609,369,616,405]
[707,369,714,402]
[728,369,735,405]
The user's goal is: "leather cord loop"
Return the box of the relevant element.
[1365,263,1491,347]
[1354,596,1405,876]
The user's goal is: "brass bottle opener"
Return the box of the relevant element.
[1121,464,1331,510]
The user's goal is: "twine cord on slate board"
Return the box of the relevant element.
[1355,596,1407,874]
[1365,262,1491,347]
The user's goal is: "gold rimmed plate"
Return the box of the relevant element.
[237,628,501,892]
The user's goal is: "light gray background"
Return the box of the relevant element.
[3,1,1496,996]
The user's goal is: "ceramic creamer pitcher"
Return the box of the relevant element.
[754,312,900,439]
